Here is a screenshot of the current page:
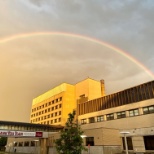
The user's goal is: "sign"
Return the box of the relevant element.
[0,130,43,137]
[35,132,43,137]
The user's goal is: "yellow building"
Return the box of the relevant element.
[30,78,105,126]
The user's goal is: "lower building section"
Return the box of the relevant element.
[5,131,154,154]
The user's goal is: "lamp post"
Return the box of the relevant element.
[120,131,130,154]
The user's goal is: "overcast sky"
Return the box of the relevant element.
[0,0,154,122]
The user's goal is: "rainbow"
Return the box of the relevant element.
[0,31,153,79]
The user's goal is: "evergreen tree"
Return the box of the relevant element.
[55,110,87,154]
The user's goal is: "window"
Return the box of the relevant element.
[18,142,23,147]
[54,119,57,123]
[97,115,104,122]
[59,104,62,108]
[81,119,87,124]
[59,118,61,122]
[55,112,57,116]
[122,137,133,150]
[14,142,18,146]
[59,111,61,115]
[24,141,29,146]
[48,108,50,112]
[117,111,126,119]
[89,117,95,123]
[129,109,139,117]
[106,113,114,120]
[55,105,58,109]
[52,107,54,111]
[59,97,62,101]
[143,106,154,114]
[144,136,154,150]
[86,137,94,146]
[31,141,35,146]
[52,100,54,104]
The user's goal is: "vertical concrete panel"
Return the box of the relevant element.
[40,138,47,154]
[132,136,145,153]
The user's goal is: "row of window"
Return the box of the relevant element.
[81,105,154,124]
[14,141,37,147]
[32,97,62,112]
[31,111,62,122]
[31,104,62,118]
[31,117,61,125]
[85,135,154,150]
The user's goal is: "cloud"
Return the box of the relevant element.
[0,0,153,122]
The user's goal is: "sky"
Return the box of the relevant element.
[0,0,154,122]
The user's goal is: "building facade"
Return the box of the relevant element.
[78,80,154,153]
[30,78,105,126]
[6,79,154,154]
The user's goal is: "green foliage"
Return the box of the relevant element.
[55,110,87,154]
[0,137,7,146]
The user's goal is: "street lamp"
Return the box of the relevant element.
[120,131,130,154]
[81,135,87,138]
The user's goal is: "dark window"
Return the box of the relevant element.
[86,137,94,146]
[18,142,23,147]
[97,115,104,122]
[52,100,54,104]
[144,136,154,150]
[122,137,133,150]
[59,97,62,101]
[59,111,61,115]
[106,113,114,120]
[24,141,29,146]
[117,111,126,119]
[129,109,139,117]
[143,106,154,114]
[81,119,87,124]
[59,118,61,122]
[31,141,35,146]
[89,117,95,123]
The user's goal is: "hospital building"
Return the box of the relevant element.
[29,78,154,154]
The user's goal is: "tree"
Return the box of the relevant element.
[0,137,7,146]
[0,137,7,151]
[55,110,87,154]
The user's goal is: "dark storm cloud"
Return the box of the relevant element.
[0,0,153,122]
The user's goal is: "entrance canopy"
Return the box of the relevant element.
[0,120,63,138]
